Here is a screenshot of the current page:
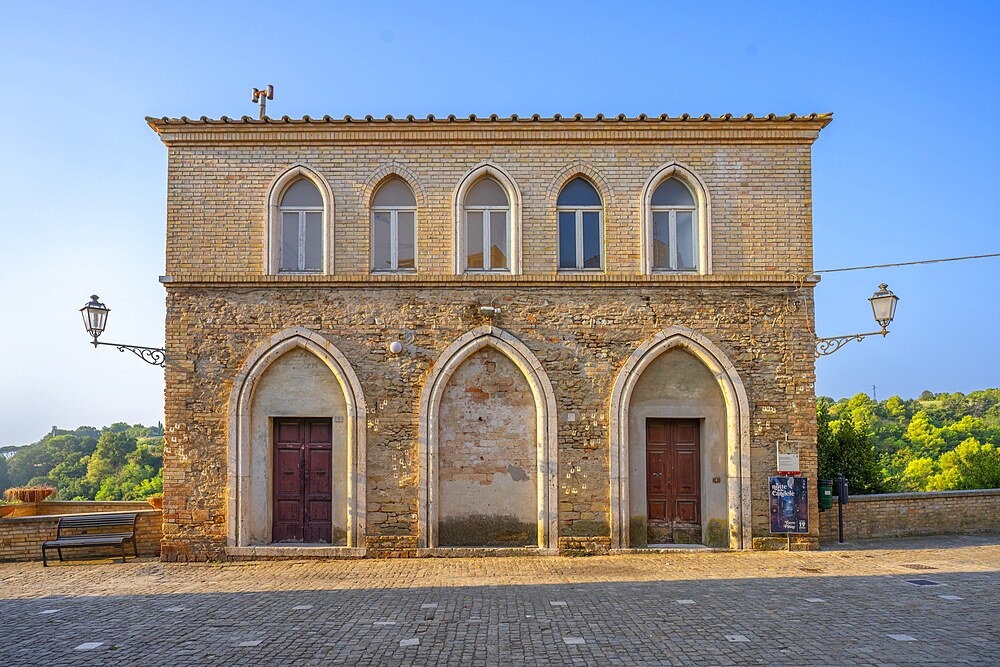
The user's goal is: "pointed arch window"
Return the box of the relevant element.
[371,177,417,272]
[557,177,603,270]
[278,178,324,273]
[463,177,510,272]
[651,178,698,272]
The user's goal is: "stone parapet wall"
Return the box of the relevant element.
[0,510,162,562]
[819,489,1000,543]
[4,500,152,518]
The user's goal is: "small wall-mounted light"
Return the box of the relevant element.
[388,341,403,355]
[478,297,503,318]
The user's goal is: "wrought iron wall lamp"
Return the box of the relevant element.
[815,284,900,357]
[80,295,166,367]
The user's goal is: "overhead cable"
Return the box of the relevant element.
[815,252,1000,274]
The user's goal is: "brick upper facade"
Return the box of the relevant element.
[149,113,829,280]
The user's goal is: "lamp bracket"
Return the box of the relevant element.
[815,329,888,358]
[92,340,166,367]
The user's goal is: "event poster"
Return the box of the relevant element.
[769,476,809,534]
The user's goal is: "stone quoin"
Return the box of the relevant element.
[146,112,832,560]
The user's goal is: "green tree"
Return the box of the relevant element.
[0,455,10,494]
[820,388,1000,492]
[940,415,990,450]
[884,395,910,420]
[842,392,877,435]
[3,424,162,501]
[818,408,886,494]
[6,432,97,489]
[899,456,938,491]
[904,411,946,457]
[816,404,834,478]
[927,438,1000,491]
[95,447,163,500]
[87,430,137,483]
[49,455,97,499]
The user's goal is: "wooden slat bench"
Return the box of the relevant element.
[41,513,138,566]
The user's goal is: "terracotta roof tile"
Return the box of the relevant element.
[146,112,832,127]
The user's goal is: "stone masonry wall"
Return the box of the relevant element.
[162,282,818,559]
[819,489,1000,543]
[437,347,537,547]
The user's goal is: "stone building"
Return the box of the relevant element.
[147,112,831,560]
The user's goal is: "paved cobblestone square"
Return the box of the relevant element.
[1,535,997,666]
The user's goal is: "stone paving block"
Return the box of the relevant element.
[0,535,997,666]
[74,642,102,650]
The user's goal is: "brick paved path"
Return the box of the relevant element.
[1,535,997,666]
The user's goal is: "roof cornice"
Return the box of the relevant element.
[146,112,833,146]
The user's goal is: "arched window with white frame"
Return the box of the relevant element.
[557,177,603,270]
[463,177,510,272]
[641,163,711,275]
[371,177,417,272]
[651,178,698,272]
[278,178,325,273]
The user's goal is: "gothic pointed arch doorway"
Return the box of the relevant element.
[418,326,558,550]
[226,327,367,553]
[609,326,751,549]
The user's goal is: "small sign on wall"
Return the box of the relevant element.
[777,451,800,474]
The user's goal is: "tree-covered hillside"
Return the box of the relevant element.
[818,389,1000,492]
[0,423,163,501]
[2,391,997,503]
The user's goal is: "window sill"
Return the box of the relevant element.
[650,270,701,275]
[557,268,605,275]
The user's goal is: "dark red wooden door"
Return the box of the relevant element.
[272,418,333,543]
[646,419,701,537]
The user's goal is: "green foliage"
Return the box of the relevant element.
[927,438,1000,490]
[819,388,1000,493]
[816,404,887,494]
[87,430,138,483]
[0,456,9,492]
[0,423,162,501]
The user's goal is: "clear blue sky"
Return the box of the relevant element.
[1,1,998,445]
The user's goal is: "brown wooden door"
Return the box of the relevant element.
[646,418,701,543]
[272,418,333,543]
